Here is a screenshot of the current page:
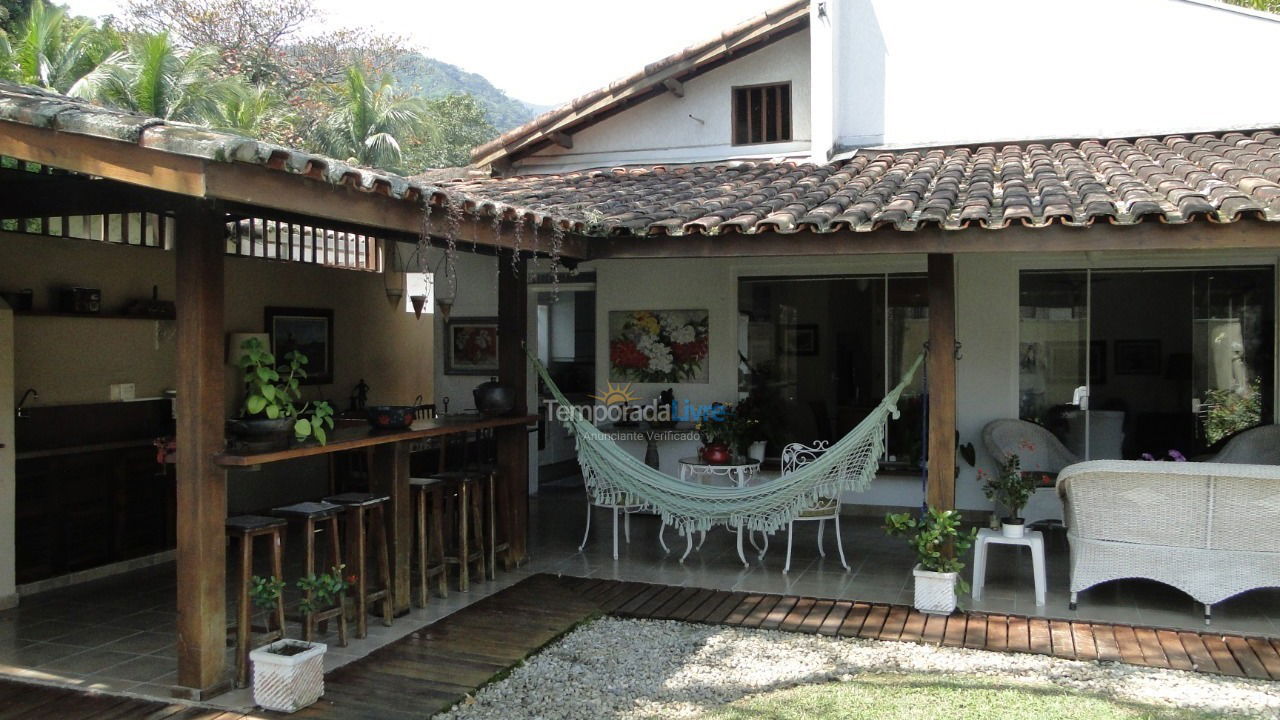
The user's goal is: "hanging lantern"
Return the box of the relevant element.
[409,294,427,319]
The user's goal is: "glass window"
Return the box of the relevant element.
[738,274,926,467]
[1018,266,1273,460]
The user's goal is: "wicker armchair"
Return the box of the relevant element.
[1058,460,1280,622]
[1206,424,1280,465]
[982,419,1079,523]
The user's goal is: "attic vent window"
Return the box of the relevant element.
[732,82,792,145]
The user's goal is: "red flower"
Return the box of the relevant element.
[672,337,707,364]
[610,340,647,369]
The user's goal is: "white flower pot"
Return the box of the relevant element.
[747,441,767,462]
[1001,519,1026,538]
[912,564,958,615]
[250,640,326,713]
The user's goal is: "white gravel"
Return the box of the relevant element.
[437,617,1280,720]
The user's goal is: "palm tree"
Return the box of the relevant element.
[71,32,234,122]
[0,0,110,92]
[206,80,292,140]
[310,67,432,170]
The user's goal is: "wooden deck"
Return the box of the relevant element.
[2,573,1277,719]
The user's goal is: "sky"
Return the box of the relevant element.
[59,0,786,106]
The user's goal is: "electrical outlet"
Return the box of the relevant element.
[110,383,137,401]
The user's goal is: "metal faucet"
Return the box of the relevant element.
[16,388,37,418]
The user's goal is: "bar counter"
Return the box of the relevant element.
[214,412,538,613]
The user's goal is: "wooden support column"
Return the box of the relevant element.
[174,200,228,697]
[370,441,411,614]
[926,253,957,511]
[496,251,529,563]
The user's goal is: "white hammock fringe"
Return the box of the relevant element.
[529,347,923,539]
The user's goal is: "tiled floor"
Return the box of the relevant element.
[0,482,1276,710]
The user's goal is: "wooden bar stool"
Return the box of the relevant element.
[323,492,393,639]
[467,463,513,580]
[225,515,287,688]
[410,477,448,606]
[432,471,486,592]
[271,501,348,647]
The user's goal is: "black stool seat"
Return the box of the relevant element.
[429,471,483,483]
[464,463,497,474]
[324,492,390,507]
[226,515,288,533]
[410,476,443,488]
[272,501,343,519]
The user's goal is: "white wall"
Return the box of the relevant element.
[431,249,500,412]
[828,0,1280,151]
[515,31,812,175]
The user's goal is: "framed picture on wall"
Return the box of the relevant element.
[608,309,710,383]
[1115,339,1162,375]
[445,317,499,375]
[780,324,819,356]
[265,307,334,385]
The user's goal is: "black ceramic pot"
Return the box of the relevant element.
[473,378,515,416]
[229,416,294,438]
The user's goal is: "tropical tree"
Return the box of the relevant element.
[70,33,234,122]
[205,80,293,140]
[0,0,112,92]
[404,93,495,169]
[309,67,432,170]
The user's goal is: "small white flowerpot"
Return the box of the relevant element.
[747,441,767,463]
[912,564,958,615]
[1001,518,1026,538]
[250,640,326,713]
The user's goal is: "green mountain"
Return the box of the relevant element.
[394,54,542,133]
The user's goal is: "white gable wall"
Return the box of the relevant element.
[829,0,1280,152]
[514,31,811,175]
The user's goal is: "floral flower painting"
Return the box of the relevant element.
[608,309,710,383]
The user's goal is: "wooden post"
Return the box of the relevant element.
[496,250,529,563]
[369,441,410,614]
[174,200,228,697]
[926,253,957,511]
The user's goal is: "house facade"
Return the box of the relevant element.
[465,0,1280,515]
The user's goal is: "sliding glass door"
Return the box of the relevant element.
[1019,266,1274,460]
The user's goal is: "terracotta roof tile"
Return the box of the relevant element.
[447,129,1280,236]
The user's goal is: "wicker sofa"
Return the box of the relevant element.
[1057,460,1280,622]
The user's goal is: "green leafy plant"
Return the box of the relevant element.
[884,507,977,591]
[249,575,285,610]
[978,453,1037,521]
[1204,377,1262,445]
[695,404,759,455]
[238,336,335,444]
[296,564,351,614]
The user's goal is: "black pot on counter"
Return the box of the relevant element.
[473,378,515,416]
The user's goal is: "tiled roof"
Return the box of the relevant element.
[448,131,1280,236]
[5,81,1280,244]
[469,0,809,168]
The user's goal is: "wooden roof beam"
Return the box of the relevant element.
[584,220,1280,259]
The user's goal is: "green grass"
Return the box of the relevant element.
[708,672,1231,720]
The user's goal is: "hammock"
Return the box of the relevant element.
[529,347,923,543]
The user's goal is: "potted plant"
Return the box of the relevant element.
[979,453,1037,538]
[695,404,758,464]
[884,507,977,615]
[233,337,335,446]
[246,573,325,713]
[249,639,327,713]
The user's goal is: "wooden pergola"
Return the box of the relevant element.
[7,103,1280,696]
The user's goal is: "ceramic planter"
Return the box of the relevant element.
[250,640,326,713]
[1001,517,1026,538]
[701,443,731,464]
[912,564,958,615]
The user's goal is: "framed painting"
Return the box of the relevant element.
[264,306,334,385]
[780,324,819,356]
[608,309,709,383]
[445,316,499,375]
[1115,339,1162,375]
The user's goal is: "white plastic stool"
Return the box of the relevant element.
[971,528,1046,606]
